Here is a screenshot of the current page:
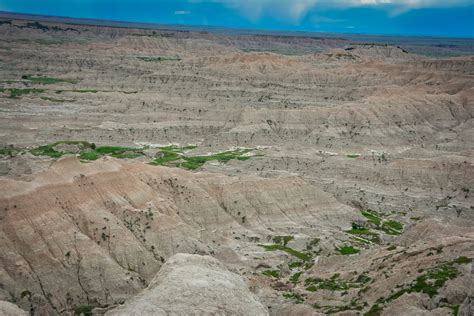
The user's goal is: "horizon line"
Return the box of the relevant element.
[1,10,473,40]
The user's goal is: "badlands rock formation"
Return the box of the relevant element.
[105,253,268,315]
[0,16,473,316]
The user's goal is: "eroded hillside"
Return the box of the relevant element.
[0,17,473,316]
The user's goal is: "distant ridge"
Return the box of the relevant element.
[1,10,473,56]
[1,10,473,42]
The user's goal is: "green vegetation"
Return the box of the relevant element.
[20,290,31,299]
[0,145,20,157]
[368,257,471,314]
[347,154,360,158]
[30,141,94,158]
[11,141,258,171]
[381,220,403,235]
[453,256,472,264]
[22,75,79,85]
[0,88,46,99]
[364,304,383,316]
[305,238,320,251]
[262,270,280,278]
[272,235,294,246]
[358,210,404,236]
[347,225,381,244]
[448,304,460,316]
[260,244,311,261]
[73,305,96,316]
[313,300,364,314]
[180,148,253,170]
[80,145,145,160]
[337,245,360,255]
[150,145,189,165]
[29,141,145,161]
[361,210,382,226]
[290,272,303,284]
[151,146,256,171]
[410,261,461,297]
[305,273,371,292]
[288,260,304,269]
[283,292,304,304]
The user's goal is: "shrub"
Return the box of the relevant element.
[337,245,360,255]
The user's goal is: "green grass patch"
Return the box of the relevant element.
[448,304,460,316]
[290,272,303,284]
[272,235,294,246]
[359,210,403,236]
[78,151,101,160]
[260,244,311,262]
[30,145,63,158]
[347,154,360,158]
[370,257,471,313]
[73,305,96,316]
[262,270,280,278]
[410,262,460,297]
[337,245,360,255]
[304,273,370,292]
[364,304,383,316]
[288,260,304,269]
[80,145,145,161]
[453,256,472,264]
[305,237,320,251]
[149,145,192,165]
[347,227,381,244]
[361,210,382,226]
[283,292,304,304]
[381,220,403,235]
[22,75,79,85]
[1,88,46,99]
[30,141,93,158]
[29,141,145,161]
[151,146,255,171]
[0,145,20,157]
[179,148,253,170]
[313,300,364,314]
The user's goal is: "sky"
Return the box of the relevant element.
[0,0,473,38]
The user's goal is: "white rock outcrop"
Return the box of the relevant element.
[106,253,268,315]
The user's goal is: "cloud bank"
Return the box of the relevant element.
[195,0,474,22]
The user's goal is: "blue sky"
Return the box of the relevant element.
[1,0,473,37]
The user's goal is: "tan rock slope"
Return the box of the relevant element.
[0,16,473,316]
[0,157,357,314]
[0,300,28,316]
[106,253,268,315]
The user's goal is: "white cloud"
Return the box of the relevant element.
[219,0,318,23]
[190,0,473,22]
[175,10,191,15]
